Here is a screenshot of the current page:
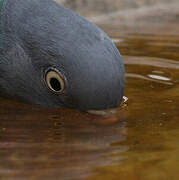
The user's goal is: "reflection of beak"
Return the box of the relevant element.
[88,108,117,116]
[87,96,128,116]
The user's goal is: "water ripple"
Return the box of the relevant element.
[124,56,179,69]
[126,73,173,85]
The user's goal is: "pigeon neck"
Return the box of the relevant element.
[0,0,5,32]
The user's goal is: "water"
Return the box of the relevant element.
[0,14,179,180]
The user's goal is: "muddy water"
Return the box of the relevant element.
[0,26,179,180]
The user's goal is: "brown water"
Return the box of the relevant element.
[0,22,179,180]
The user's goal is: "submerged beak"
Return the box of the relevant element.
[87,96,128,116]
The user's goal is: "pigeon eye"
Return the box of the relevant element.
[45,70,65,93]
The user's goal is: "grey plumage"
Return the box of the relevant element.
[0,0,125,110]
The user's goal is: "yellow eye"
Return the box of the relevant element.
[45,70,65,93]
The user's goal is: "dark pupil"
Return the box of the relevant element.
[50,78,62,92]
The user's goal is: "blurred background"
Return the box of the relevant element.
[57,0,179,18]
[56,0,179,35]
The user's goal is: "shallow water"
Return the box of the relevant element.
[0,19,179,180]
